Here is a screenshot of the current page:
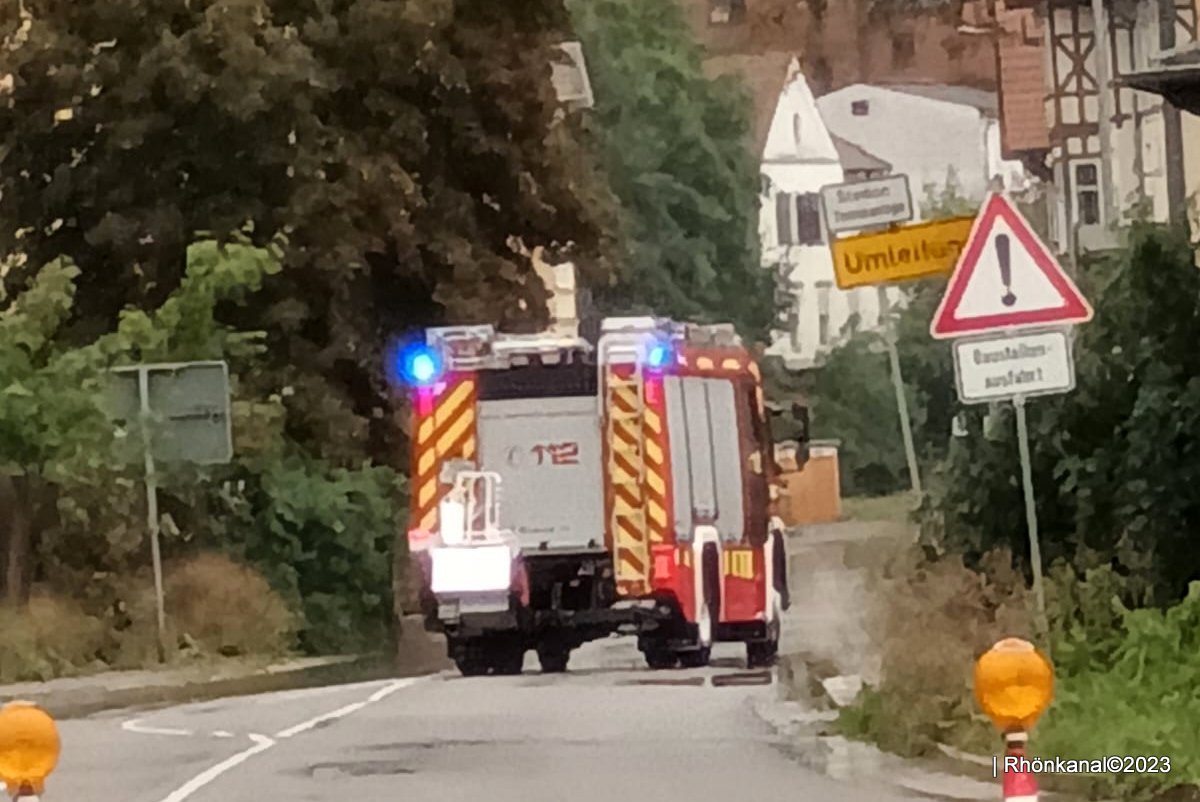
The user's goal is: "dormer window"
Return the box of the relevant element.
[852,100,870,116]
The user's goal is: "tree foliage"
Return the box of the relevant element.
[566,0,773,338]
[0,0,618,469]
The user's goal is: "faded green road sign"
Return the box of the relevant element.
[106,361,232,465]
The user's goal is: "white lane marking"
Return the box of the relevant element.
[159,733,276,802]
[274,677,416,739]
[212,730,234,738]
[151,677,422,802]
[275,701,367,739]
[122,719,194,737]
[151,678,423,802]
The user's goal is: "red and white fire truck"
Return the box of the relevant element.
[402,316,803,676]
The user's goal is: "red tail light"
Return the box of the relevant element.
[651,544,676,588]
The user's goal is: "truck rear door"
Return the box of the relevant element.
[475,363,604,552]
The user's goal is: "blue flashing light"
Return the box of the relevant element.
[409,351,439,384]
[646,341,672,370]
[389,341,444,387]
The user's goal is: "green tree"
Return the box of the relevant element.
[0,0,618,471]
[566,0,773,338]
[0,240,279,607]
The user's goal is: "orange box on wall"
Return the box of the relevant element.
[776,443,842,527]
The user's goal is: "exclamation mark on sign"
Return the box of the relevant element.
[997,234,1017,307]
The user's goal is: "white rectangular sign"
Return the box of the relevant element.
[952,329,1075,404]
[820,175,913,234]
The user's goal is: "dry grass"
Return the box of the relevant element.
[841,493,915,526]
[0,553,296,683]
[839,546,1034,757]
[0,594,111,682]
[127,553,297,661]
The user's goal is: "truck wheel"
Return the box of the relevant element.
[491,640,526,676]
[455,656,488,677]
[639,636,677,670]
[747,598,782,668]
[746,639,778,668]
[537,646,570,674]
[678,646,711,669]
[772,529,791,611]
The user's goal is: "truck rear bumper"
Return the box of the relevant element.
[427,594,678,641]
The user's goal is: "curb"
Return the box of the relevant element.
[752,698,1007,802]
[3,618,454,720]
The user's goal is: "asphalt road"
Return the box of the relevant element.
[47,635,932,802]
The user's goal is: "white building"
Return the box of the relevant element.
[816,83,1031,209]
[743,58,902,370]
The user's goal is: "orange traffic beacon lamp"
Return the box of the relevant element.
[974,637,1054,733]
[974,637,1054,802]
[0,702,61,799]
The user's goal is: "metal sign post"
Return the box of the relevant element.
[105,361,233,664]
[877,286,922,494]
[822,174,949,496]
[932,194,1095,642]
[1013,395,1048,643]
[137,369,168,664]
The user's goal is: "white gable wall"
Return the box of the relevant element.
[817,84,1026,209]
[758,63,897,371]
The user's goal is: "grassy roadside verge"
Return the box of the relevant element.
[830,541,1200,801]
[798,495,1199,802]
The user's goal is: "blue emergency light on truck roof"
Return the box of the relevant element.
[646,341,672,369]
[390,340,444,387]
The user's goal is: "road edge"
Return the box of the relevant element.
[5,616,453,720]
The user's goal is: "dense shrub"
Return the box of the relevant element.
[209,455,405,655]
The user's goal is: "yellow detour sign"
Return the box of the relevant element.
[974,637,1054,733]
[831,215,975,290]
[0,702,61,796]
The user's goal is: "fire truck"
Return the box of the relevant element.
[402,316,803,676]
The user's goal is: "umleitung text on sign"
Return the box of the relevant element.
[832,216,974,290]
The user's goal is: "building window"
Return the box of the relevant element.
[775,193,794,245]
[793,114,803,148]
[1073,161,1101,226]
[892,33,916,69]
[796,193,823,245]
[816,282,832,346]
[775,193,826,247]
[761,174,772,197]
[851,100,870,116]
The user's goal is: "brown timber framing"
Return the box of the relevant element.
[1044,0,1102,239]
[1040,0,1199,235]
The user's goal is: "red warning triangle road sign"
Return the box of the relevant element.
[930,193,1093,339]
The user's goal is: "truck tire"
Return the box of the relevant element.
[455,656,488,677]
[537,646,571,674]
[772,529,791,611]
[678,646,711,669]
[641,640,678,670]
[746,620,780,668]
[491,639,526,676]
